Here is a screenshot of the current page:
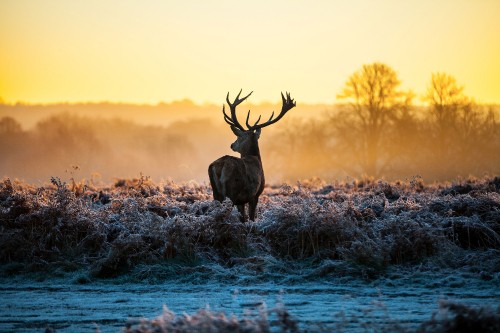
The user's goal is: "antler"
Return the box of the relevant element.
[247,92,296,131]
[222,89,253,131]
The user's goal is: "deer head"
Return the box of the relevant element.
[223,89,296,157]
[230,126,261,155]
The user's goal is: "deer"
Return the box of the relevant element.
[208,90,296,222]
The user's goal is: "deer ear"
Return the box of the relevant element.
[230,125,244,137]
[255,128,261,138]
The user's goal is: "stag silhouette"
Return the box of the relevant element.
[208,90,296,221]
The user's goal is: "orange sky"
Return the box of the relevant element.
[1,0,499,105]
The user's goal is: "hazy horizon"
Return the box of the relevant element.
[1,98,498,184]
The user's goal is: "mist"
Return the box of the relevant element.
[1,99,498,185]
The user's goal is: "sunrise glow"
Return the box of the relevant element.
[1,0,499,105]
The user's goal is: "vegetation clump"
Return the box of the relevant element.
[124,305,298,333]
[120,301,500,333]
[417,301,500,333]
[0,176,499,280]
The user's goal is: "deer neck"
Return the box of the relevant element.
[240,139,262,161]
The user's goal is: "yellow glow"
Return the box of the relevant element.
[1,0,499,104]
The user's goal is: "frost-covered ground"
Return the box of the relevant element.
[1,277,499,332]
[0,176,499,332]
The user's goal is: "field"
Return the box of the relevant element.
[1,176,499,332]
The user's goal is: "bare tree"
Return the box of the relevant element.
[334,63,413,177]
[0,117,22,135]
[424,73,498,178]
[209,90,296,221]
[424,73,465,159]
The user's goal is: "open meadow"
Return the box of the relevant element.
[1,176,499,332]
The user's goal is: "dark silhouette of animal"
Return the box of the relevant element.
[208,90,296,221]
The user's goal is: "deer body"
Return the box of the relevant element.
[209,129,264,221]
[209,90,296,222]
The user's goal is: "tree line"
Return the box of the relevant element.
[265,63,498,181]
[0,114,204,183]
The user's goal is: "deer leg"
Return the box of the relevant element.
[210,182,223,202]
[212,187,224,202]
[249,199,258,221]
[237,205,246,222]
[208,165,224,201]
